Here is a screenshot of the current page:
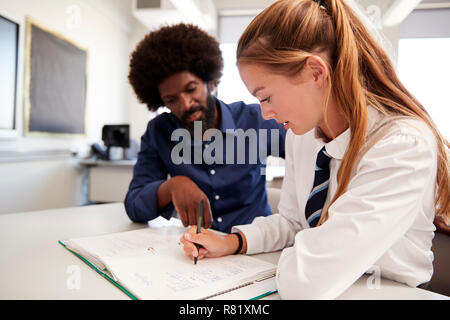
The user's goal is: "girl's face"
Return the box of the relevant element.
[238,59,331,137]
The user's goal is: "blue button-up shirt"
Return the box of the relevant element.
[124,99,286,233]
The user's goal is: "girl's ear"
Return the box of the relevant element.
[306,56,329,87]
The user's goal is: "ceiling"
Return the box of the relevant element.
[421,0,450,3]
[210,0,397,20]
[212,0,276,11]
[211,0,450,15]
[211,0,276,15]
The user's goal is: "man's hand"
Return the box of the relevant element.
[168,176,212,228]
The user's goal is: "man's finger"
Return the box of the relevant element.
[180,211,189,227]
[188,207,197,226]
[203,199,213,228]
[173,203,189,227]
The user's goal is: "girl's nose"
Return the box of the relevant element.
[261,105,276,120]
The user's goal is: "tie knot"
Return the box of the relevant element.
[316,146,331,170]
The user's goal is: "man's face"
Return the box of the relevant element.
[158,71,217,136]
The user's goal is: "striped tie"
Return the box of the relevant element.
[305,146,332,227]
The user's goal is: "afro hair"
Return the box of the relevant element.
[128,23,223,111]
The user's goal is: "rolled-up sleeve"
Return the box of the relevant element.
[276,128,437,299]
[124,123,174,223]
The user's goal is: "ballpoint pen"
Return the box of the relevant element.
[194,199,204,265]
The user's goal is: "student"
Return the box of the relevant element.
[125,24,286,233]
[180,0,450,299]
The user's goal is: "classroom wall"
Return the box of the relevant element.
[126,17,154,143]
[0,0,141,214]
[0,157,86,214]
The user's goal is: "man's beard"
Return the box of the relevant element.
[177,92,217,138]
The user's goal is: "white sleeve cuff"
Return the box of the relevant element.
[231,223,264,255]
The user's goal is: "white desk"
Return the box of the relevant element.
[0,203,447,300]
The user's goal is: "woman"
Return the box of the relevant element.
[180,0,450,299]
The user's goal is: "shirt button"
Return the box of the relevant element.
[210,169,216,175]
[205,144,209,148]
[215,195,220,200]
[217,217,222,223]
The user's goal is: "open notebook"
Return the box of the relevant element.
[59,226,277,300]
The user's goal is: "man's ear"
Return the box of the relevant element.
[207,81,218,96]
[306,56,329,86]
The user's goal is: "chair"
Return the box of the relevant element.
[430,232,450,296]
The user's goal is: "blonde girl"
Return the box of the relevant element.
[180,0,450,299]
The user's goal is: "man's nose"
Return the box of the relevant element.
[179,93,194,112]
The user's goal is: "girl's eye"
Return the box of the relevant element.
[260,97,270,103]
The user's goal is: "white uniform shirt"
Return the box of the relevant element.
[232,107,437,299]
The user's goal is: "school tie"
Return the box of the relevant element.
[305,146,332,227]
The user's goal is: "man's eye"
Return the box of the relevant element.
[186,86,196,92]
[260,97,270,103]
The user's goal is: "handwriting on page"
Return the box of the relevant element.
[70,228,183,258]
[68,228,275,299]
[161,257,263,293]
[110,253,272,299]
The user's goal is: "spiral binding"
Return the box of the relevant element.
[200,273,275,300]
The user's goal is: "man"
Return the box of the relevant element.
[125,23,286,233]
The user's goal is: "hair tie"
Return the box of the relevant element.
[313,0,326,10]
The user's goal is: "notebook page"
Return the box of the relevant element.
[65,228,276,300]
[65,227,185,259]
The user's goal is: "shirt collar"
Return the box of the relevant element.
[217,98,237,133]
[314,106,383,160]
[319,128,350,160]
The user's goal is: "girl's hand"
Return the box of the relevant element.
[179,226,241,261]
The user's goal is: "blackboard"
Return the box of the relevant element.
[25,19,87,136]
